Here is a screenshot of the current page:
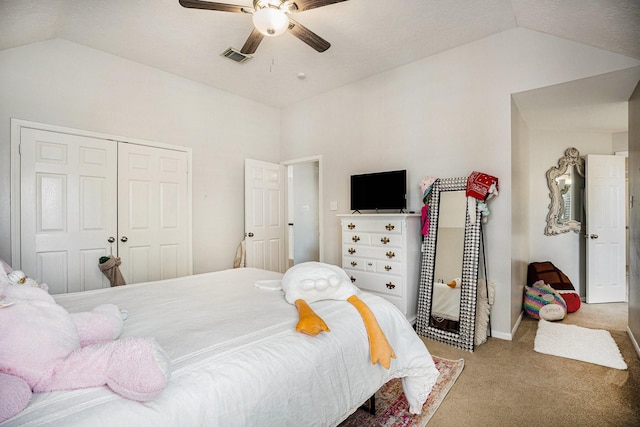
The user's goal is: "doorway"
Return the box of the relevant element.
[243,156,322,272]
[284,156,322,268]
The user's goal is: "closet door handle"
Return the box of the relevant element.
[108,237,115,243]
[120,236,128,243]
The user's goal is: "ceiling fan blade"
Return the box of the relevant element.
[289,0,348,12]
[288,19,330,52]
[240,28,265,54]
[179,0,247,13]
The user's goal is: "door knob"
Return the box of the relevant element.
[107,236,115,243]
[120,236,128,242]
[247,232,254,237]
[590,234,598,239]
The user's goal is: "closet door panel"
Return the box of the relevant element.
[118,143,189,285]
[21,128,116,293]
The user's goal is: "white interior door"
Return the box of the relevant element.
[244,159,286,272]
[585,154,626,303]
[118,143,189,284]
[20,128,117,294]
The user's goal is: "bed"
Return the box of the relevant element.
[2,267,439,426]
[430,281,461,332]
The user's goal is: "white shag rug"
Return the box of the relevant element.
[534,319,627,370]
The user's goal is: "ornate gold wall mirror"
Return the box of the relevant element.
[416,176,481,352]
[544,147,585,235]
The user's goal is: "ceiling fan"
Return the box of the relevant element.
[179,0,348,54]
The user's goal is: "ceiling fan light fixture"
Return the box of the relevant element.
[252,7,289,36]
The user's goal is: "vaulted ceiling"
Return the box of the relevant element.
[2,0,640,130]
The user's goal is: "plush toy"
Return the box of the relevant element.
[282,262,396,369]
[527,261,581,313]
[447,278,461,288]
[523,280,567,321]
[0,270,171,423]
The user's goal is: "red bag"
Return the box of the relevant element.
[466,171,498,200]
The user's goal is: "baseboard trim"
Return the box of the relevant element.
[627,327,640,359]
[491,331,513,340]
[488,312,522,341]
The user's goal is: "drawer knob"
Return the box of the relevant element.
[352,235,360,242]
[348,223,356,230]
[350,261,357,267]
[348,248,356,254]
[384,265,392,271]
[385,224,395,231]
[386,282,395,289]
[380,237,390,244]
[350,276,356,283]
[385,251,395,259]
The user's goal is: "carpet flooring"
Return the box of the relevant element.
[340,356,464,427]
[421,302,640,426]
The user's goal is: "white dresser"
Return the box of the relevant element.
[338,214,422,323]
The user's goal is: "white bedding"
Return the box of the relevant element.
[3,268,439,427]
[431,282,461,321]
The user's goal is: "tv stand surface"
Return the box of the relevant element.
[340,213,420,217]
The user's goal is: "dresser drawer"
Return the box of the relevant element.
[342,219,404,234]
[342,258,402,275]
[345,269,404,298]
[343,257,368,271]
[374,260,403,274]
[370,233,403,248]
[342,232,372,245]
[343,245,404,261]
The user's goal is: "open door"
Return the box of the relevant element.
[244,159,286,272]
[287,159,320,266]
[585,154,626,303]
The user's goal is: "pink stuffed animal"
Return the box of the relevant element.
[0,270,171,423]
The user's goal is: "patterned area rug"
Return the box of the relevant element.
[340,356,464,427]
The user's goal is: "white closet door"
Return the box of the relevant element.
[118,143,189,284]
[20,128,117,294]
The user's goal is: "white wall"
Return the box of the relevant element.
[511,99,530,333]
[628,81,640,354]
[0,39,281,274]
[280,28,640,339]
[528,130,616,296]
[613,132,629,152]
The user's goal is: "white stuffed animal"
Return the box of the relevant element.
[282,262,396,369]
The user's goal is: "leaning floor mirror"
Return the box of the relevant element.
[415,176,482,352]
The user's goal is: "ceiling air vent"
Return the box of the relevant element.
[221,47,252,64]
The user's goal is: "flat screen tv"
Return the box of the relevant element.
[350,170,407,212]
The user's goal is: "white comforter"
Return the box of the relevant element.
[3,268,438,427]
[432,282,461,321]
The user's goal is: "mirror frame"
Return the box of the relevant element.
[416,176,481,352]
[544,147,585,236]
